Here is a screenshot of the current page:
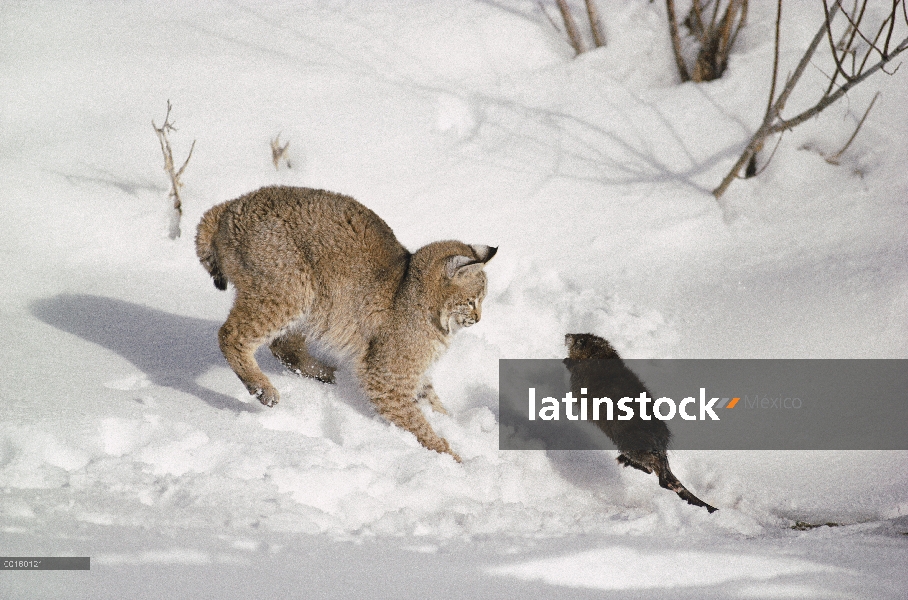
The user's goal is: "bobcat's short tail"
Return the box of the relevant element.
[196,203,228,291]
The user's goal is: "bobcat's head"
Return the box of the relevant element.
[438,244,497,334]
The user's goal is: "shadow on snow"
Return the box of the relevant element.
[30,293,257,413]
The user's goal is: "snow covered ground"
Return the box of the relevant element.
[1,0,906,597]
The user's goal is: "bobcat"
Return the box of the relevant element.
[196,185,496,462]
[564,333,717,512]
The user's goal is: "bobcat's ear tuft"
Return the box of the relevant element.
[470,245,497,263]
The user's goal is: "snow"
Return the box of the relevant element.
[1,0,906,597]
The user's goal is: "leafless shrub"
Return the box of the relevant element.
[271,134,291,170]
[713,0,908,199]
[540,0,606,56]
[152,101,196,239]
[667,0,748,82]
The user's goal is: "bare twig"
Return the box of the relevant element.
[824,0,852,84]
[689,0,706,38]
[727,0,748,50]
[546,0,607,56]
[668,0,747,82]
[585,0,606,48]
[742,0,782,178]
[823,92,880,164]
[770,37,906,133]
[765,0,783,118]
[556,0,586,55]
[152,100,195,239]
[709,0,722,30]
[748,132,784,177]
[883,1,897,55]
[537,1,562,32]
[666,0,691,81]
[271,134,291,170]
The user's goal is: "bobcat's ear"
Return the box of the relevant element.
[445,246,497,278]
[470,245,497,263]
[445,255,474,279]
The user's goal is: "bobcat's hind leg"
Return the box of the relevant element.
[219,294,298,407]
[269,332,336,384]
[416,380,448,415]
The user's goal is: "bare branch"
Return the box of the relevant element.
[713,2,843,199]
[690,0,706,38]
[152,101,195,239]
[176,140,196,179]
[884,0,898,56]
[666,0,691,81]
[537,1,562,33]
[713,0,908,200]
[838,3,891,68]
[271,134,291,170]
[748,132,785,177]
[766,0,783,116]
[824,0,852,84]
[709,0,722,31]
[770,1,842,119]
[843,0,869,58]
[824,0,865,94]
[585,0,606,48]
[555,0,586,55]
[824,91,880,164]
[671,0,747,82]
[727,0,749,51]
[712,121,772,199]
[771,36,907,133]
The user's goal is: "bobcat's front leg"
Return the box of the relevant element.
[359,363,460,462]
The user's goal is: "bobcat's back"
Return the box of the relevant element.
[199,186,410,350]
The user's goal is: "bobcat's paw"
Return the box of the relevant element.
[254,386,280,407]
[278,358,335,385]
[436,439,462,463]
[312,368,336,385]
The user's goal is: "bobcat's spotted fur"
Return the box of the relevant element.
[196,186,496,462]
